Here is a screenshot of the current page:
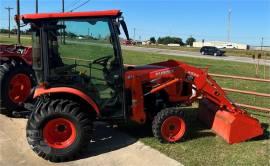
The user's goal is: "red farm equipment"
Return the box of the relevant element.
[0,44,35,114]
[20,10,263,162]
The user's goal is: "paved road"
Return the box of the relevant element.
[122,46,270,66]
[0,114,182,166]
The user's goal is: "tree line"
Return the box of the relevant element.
[0,28,32,35]
[150,36,196,46]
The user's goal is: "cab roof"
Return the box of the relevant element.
[21,10,121,22]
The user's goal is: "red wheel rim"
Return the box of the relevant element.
[161,116,186,142]
[8,73,31,104]
[43,118,77,149]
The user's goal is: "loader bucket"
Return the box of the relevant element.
[198,99,263,144]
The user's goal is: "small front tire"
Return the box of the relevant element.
[152,108,187,143]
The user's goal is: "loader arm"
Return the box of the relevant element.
[183,64,244,114]
[180,63,263,144]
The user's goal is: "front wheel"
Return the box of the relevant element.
[0,61,35,114]
[26,99,93,162]
[152,108,187,143]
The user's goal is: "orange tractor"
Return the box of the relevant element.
[21,10,263,162]
[0,44,35,114]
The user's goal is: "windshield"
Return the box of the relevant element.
[53,19,114,62]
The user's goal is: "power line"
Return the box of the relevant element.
[5,7,13,38]
[69,0,91,12]
[66,0,82,11]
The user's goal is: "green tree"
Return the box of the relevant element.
[186,37,196,46]
[150,37,156,44]
[157,36,184,46]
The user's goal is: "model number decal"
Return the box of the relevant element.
[155,69,175,76]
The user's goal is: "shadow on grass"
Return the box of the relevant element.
[118,108,216,141]
[183,108,217,141]
[252,123,270,142]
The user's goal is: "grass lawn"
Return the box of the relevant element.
[1,34,270,165]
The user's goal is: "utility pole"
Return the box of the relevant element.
[227,9,232,43]
[17,0,21,44]
[62,0,65,13]
[261,37,266,79]
[261,37,264,51]
[36,0,38,13]
[5,7,13,38]
[133,28,136,41]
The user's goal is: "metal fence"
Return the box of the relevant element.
[209,73,270,113]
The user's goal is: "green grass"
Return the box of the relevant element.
[1,33,270,165]
[0,34,32,45]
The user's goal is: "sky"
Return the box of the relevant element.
[0,0,269,46]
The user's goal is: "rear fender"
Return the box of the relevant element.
[33,86,100,116]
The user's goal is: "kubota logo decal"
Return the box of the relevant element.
[187,71,199,78]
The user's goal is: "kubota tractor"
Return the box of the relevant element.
[0,44,35,114]
[21,10,263,162]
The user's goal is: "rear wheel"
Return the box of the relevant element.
[0,61,34,114]
[152,108,187,143]
[26,99,93,162]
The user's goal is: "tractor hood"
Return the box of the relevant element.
[126,64,169,76]
[125,60,186,81]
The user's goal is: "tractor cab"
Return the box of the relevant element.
[22,10,128,118]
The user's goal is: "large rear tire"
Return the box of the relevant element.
[0,60,35,114]
[152,108,187,143]
[26,99,93,162]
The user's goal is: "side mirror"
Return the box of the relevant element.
[14,14,20,24]
[119,19,130,40]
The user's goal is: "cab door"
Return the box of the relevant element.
[48,18,125,118]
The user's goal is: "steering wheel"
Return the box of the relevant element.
[92,55,113,68]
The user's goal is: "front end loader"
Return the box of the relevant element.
[20,10,263,162]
